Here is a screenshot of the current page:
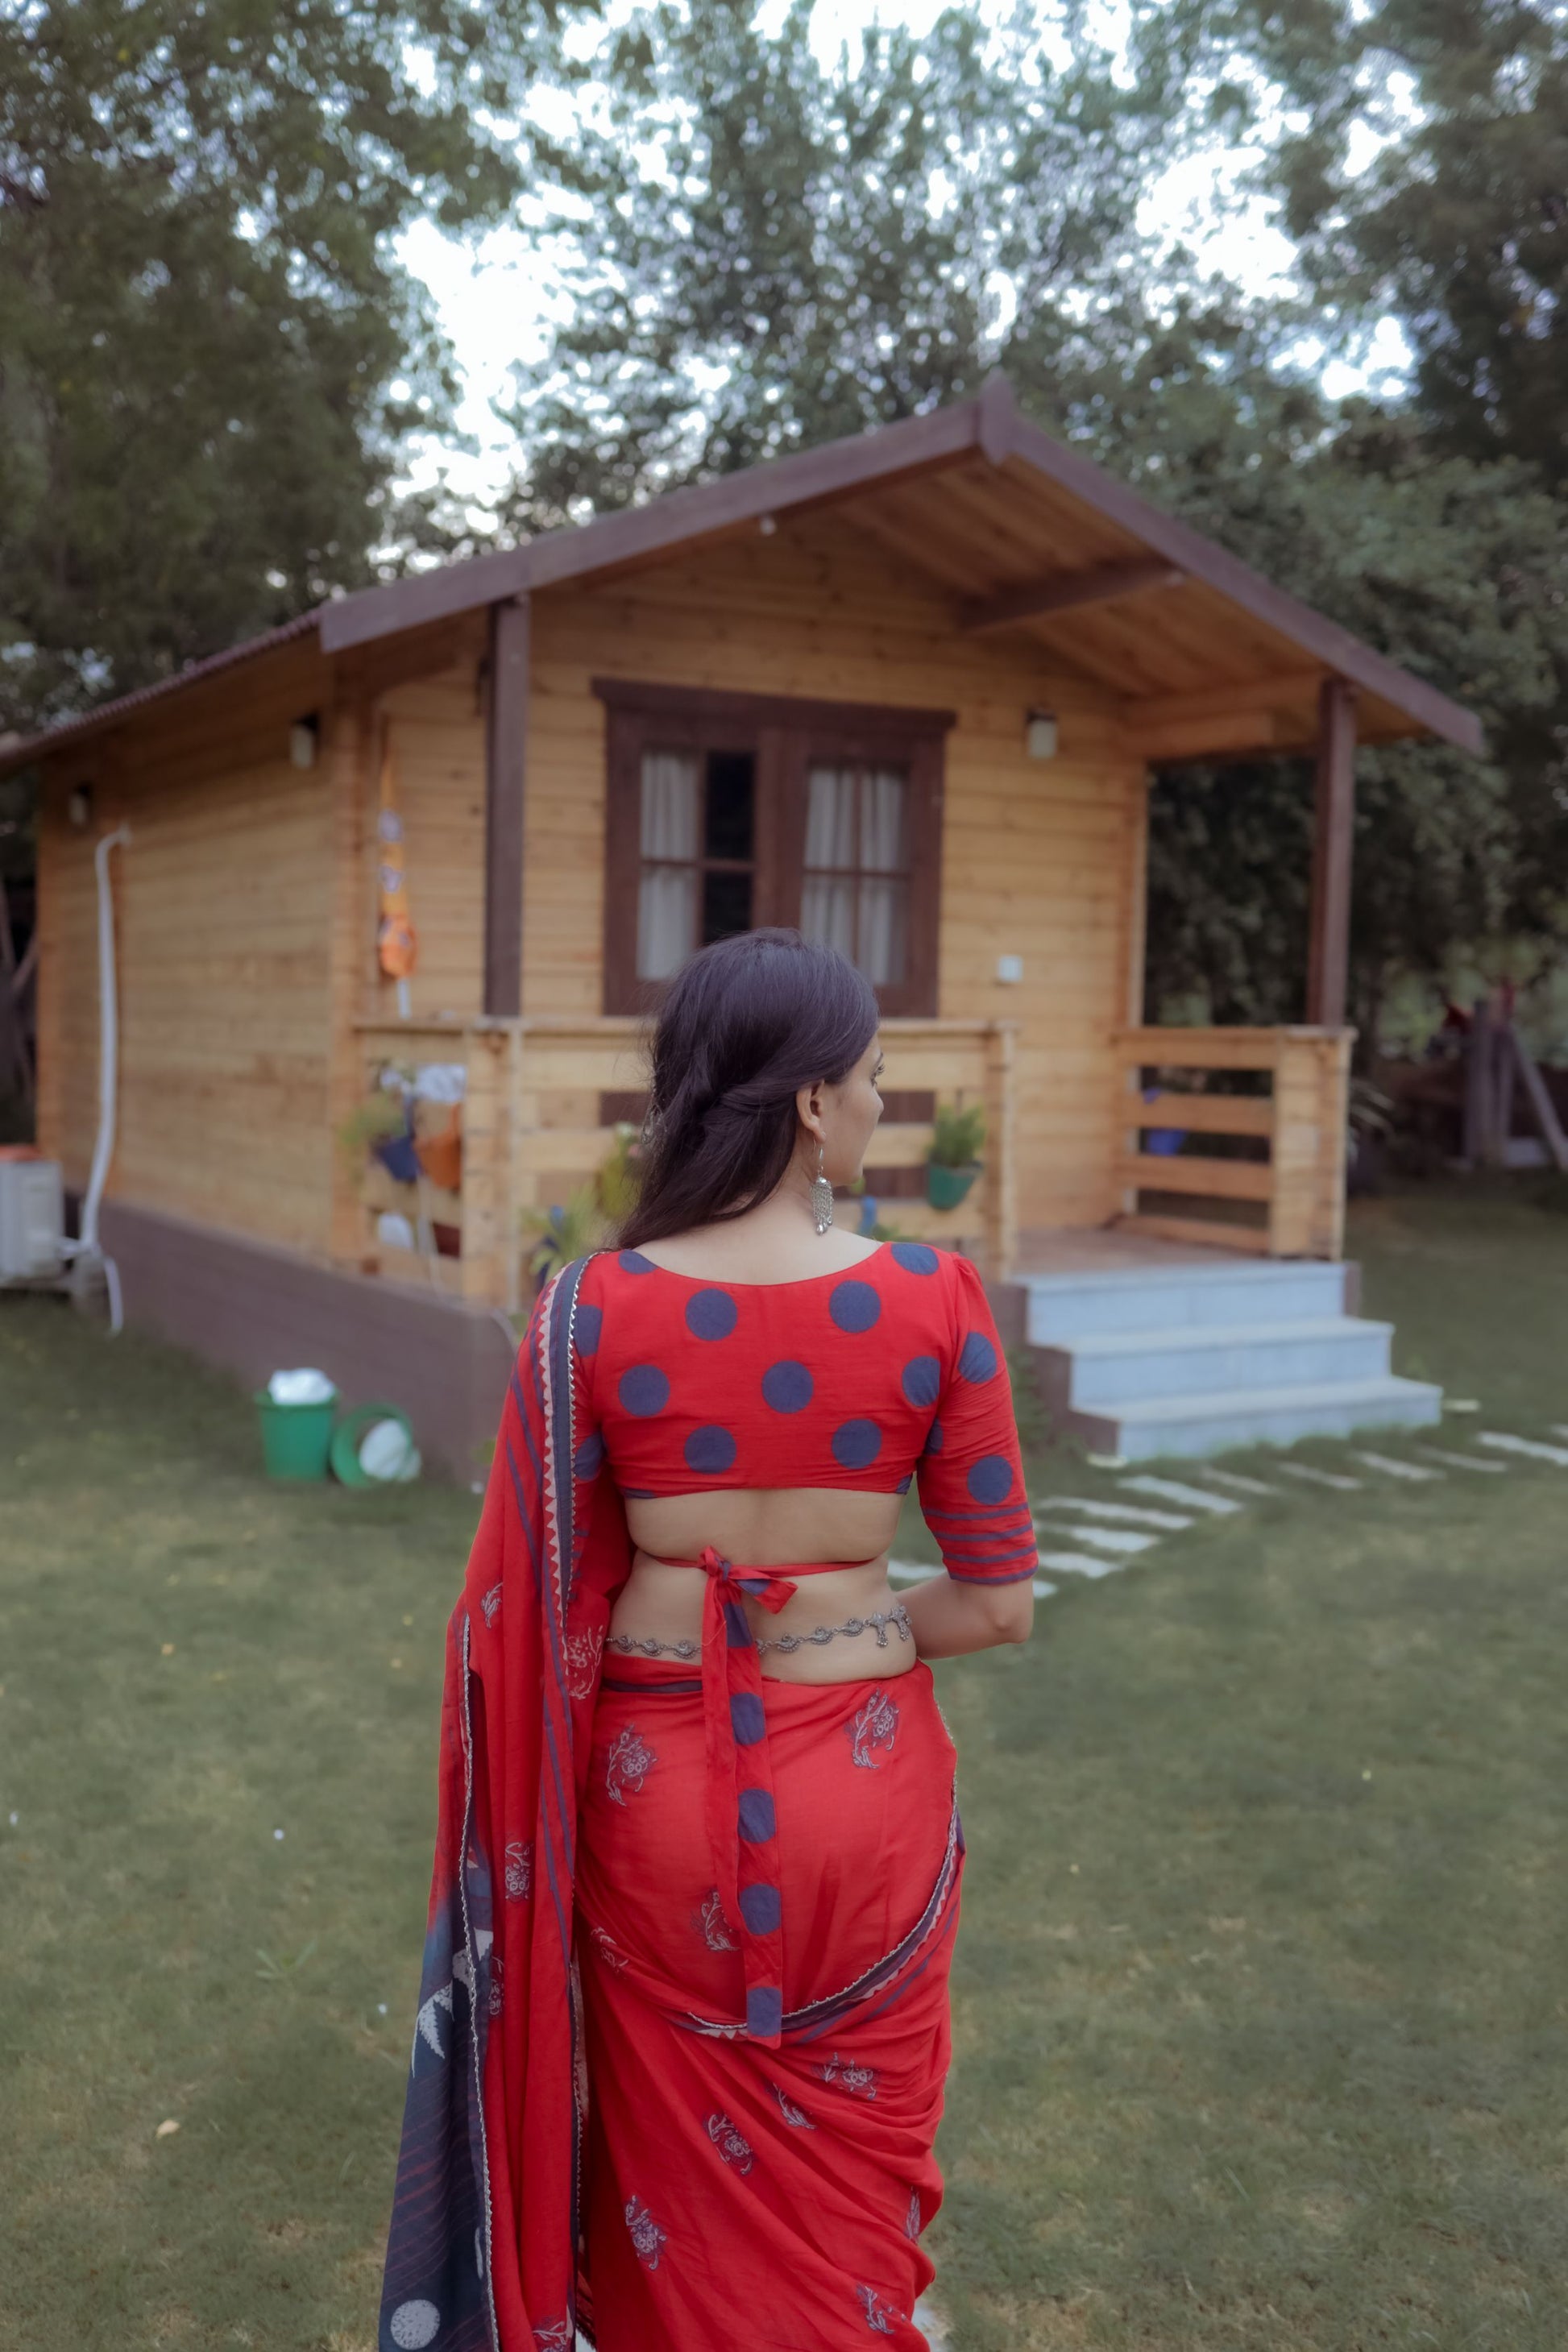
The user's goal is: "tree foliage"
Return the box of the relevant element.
[0,0,579,734]
[498,0,1568,1035]
[494,0,1177,528]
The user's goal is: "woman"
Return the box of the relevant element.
[380,930,1035,2352]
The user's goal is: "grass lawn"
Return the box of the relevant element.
[4,1183,1568,2350]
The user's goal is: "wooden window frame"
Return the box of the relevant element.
[595,679,952,1017]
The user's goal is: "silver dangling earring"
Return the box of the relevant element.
[811,1139,835,1235]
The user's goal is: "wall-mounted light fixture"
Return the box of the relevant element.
[758,513,778,537]
[996,954,1023,985]
[1025,707,1059,760]
[289,712,321,769]
[68,783,93,829]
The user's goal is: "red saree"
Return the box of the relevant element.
[379,1257,972,2352]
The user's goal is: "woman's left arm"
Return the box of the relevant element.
[908,1255,1037,1656]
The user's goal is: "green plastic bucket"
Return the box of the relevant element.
[255,1395,336,1482]
[330,1401,418,1487]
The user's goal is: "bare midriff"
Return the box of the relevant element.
[612,1487,915,1684]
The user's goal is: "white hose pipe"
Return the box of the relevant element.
[57,827,131,1330]
[81,826,131,1255]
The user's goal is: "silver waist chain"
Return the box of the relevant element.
[606,1603,914,1662]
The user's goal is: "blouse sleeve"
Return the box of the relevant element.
[915,1254,1036,1584]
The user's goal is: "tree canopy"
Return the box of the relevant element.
[490,0,1568,1038]
[0,0,580,735]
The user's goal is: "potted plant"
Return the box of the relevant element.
[924,1098,986,1210]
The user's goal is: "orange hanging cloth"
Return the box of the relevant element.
[376,720,417,1014]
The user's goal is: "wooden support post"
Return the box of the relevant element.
[1305,678,1357,1029]
[484,595,529,1019]
[982,1022,1018,1282]
[326,698,372,1263]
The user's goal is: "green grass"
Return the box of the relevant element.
[4,1184,1568,2350]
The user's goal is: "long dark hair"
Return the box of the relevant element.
[617,928,879,1248]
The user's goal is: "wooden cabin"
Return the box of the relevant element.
[6,377,1481,1469]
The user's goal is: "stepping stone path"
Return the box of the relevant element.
[1037,1550,1126,1579]
[1416,1446,1506,1473]
[1118,1475,1241,1515]
[1479,1431,1568,1466]
[890,1417,1563,1619]
[1277,1461,1362,1491]
[1046,1497,1194,1529]
[1352,1450,1442,1481]
[1035,1523,1160,1556]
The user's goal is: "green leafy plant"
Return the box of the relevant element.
[522,1184,610,1284]
[334,1089,407,1167]
[927,1099,987,1170]
[595,1122,644,1226]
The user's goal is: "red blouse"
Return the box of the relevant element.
[571,1239,1036,1584]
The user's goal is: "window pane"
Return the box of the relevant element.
[640,750,699,859]
[702,868,753,946]
[861,768,908,873]
[637,865,697,979]
[804,765,857,869]
[704,750,755,860]
[858,877,908,986]
[800,873,856,960]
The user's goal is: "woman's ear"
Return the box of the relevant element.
[795,1080,826,1143]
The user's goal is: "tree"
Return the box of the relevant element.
[1176,0,1568,488]
[0,0,581,736]
[496,0,1568,1039]
[488,0,1179,530]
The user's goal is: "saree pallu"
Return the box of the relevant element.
[579,1653,962,2350]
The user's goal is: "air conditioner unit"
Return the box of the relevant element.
[0,1158,65,1281]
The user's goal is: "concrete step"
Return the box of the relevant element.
[1064,1374,1443,1462]
[1022,1259,1350,1343]
[1060,1316,1394,1408]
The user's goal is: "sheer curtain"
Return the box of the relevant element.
[800,763,908,985]
[858,767,908,986]
[637,751,699,979]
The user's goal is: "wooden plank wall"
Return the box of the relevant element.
[525,511,1145,1230]
[35,636,341,1252]
[374,656,487,1021]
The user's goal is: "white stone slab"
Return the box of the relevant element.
[890,1561,1058,1599]
[1479,1430,1568,1466]
[1035,1521,1159,1555]
[1118,1475,1242,1514]
[1415,1446,1507,1474]
[1277,1461,1363,1491]
[1036,1495,1193,1529]
[1352,1450,1443,1481]
[1037,1550,1126,1579]
[1201,1467,1277,1495]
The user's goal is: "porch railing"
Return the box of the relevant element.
[349,1014,1018,1310]
[1114,1026,1352,1259]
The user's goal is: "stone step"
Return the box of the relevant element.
[1064,1373,1443,1462]
[1020,1258,1350,1344]
[1058,1316,1394,1407]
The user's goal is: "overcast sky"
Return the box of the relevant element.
[396,0,1411,505]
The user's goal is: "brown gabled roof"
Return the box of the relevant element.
[0,608,321,774]
[2,375,1483,771]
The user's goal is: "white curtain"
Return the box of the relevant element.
[637,751,699,978]
[801,762,909,985]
